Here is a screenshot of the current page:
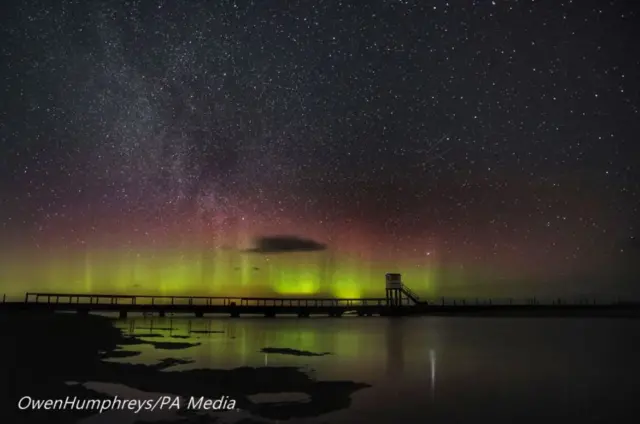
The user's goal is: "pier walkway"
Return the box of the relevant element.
[2,274,639,318]
[2,274,422,318]
[16,292,397,318]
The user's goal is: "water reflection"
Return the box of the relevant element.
[112,316,408,381]
[385,319,405,375]
[116,316,435,389]
[107,315,640,423]
[430,348,436,401]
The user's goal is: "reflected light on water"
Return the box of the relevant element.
[430,349,436,401]
[103,315,640,423]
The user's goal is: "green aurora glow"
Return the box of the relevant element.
[0,247,451,300]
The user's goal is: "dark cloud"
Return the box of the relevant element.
[245,235,327,254]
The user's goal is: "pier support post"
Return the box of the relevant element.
[119,310,127,319]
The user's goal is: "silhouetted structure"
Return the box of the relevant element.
[385,273,421,306]
[3,273,640,318]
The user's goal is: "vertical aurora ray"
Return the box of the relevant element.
[0,244,448,300]
[268,252,324,295]
[0,227,577,301]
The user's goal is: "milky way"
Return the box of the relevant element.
[1,0,638,299]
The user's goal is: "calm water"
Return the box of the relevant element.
[99,315,640,423]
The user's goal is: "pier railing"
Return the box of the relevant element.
[424,297,632,306]
[400,284,421,303]
[23,293,388,308]
[19,292,635,308]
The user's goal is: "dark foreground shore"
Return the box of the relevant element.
[0,310,369,424]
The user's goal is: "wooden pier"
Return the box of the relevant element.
[0,274,419,318]
[2,274,640,318]
[14,293,398,318]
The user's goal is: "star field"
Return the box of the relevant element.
[0,0,638,298]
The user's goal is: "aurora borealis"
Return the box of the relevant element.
[0,0,638,300]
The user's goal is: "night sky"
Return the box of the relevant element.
[1,0,638,299]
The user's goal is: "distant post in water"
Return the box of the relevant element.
[385,273,403,307]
